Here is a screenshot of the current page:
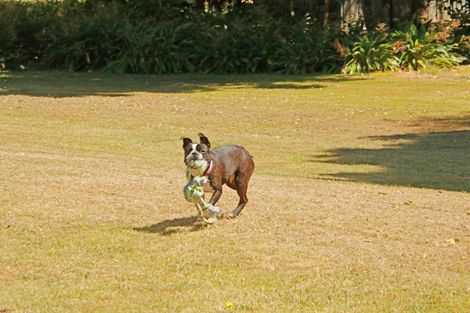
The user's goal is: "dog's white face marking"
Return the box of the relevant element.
[185,143,204,163]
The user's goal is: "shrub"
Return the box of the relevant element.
[448,19,470,62]
[392,23,466,70]
[0,2,19,69]
[341,28,398,74]
[0,1,56,69]
[270,22,343,74]
[40,2,127,71]
[0,1,467,74]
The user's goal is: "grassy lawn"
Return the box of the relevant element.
[0,68,469,312]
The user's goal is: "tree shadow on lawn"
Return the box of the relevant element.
[0,71,363,97]
[133,215,206,236]
[313,115,470,192]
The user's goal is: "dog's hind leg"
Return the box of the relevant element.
[227,170,253,218]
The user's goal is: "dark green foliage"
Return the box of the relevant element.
[392,22,466,70]
[269,23,343,74]
[340,21,467,74]
[0,0,467,74]
[41,3,126,71]
[341,27,398,74]
[453,35,470,62]
[0,1,57,70]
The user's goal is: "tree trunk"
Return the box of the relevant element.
[361,0,373,29]
[323,0,330,28]
[195,0,205,10]
[389,0,394,28]
[411,0,427,19]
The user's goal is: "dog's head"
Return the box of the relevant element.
[182,132,211,166]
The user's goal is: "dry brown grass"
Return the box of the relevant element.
[0,68,469,312]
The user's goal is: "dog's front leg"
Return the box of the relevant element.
[208,176,223,206]
[209,188,222,206]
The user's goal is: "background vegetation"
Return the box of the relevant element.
[0,0,468,74]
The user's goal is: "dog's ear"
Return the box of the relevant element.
[181,137,193,149]
[198,132,211,149]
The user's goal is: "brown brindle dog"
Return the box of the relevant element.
[182,133,255,218]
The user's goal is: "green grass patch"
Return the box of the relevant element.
[0,68,469,312]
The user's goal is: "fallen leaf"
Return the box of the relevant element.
[446,238,460,244]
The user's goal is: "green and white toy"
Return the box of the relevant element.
[183,159,221,224]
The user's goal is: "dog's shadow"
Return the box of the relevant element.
[133,215,206,236]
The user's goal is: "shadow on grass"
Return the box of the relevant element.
[133,215,205,236]
[406,114,470,129]
[0,71,362,97]
[313,116,470,192]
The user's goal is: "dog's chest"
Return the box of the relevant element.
[188,167,203,177]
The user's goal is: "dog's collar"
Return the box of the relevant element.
[204,160,214,176]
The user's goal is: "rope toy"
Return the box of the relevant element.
[183,160,221,224]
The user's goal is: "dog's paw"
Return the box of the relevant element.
[207,204,221,215]
[225,212,237,219]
